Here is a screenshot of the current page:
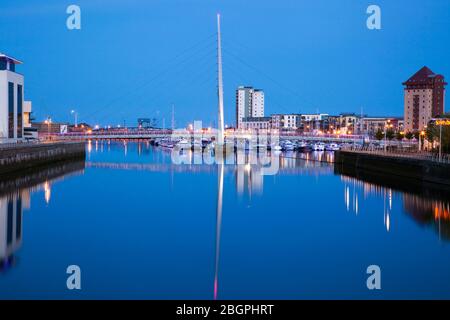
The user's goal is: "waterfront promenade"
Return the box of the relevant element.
[340,144,450,163]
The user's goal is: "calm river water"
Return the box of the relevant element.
[1,141,450,299]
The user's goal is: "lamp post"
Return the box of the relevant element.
[384,120,392,152]
[44,117,52,140]
[419,130,425,152]
[439,123,443,161]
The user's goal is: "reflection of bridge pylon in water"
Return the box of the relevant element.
[211,9,229,283]
[213,163,224,300]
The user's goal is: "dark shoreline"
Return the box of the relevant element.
[0,159,86,197]
[0,142,86,176]
[334,150,450,201]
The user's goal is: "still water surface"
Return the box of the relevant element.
[1,141,450,299]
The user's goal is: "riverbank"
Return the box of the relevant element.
[335,150,450,187]
[0,141,86,175]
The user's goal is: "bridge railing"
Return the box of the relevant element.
[54,129,174,137]
[341,144,450,164]
[0,139,83,150]
[0,140,42,149]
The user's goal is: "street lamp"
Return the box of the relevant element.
[439,124,443,161]
[419,130,426,152]
[71,110,78,127]
[44,117,52,140]
[384,120,393,152]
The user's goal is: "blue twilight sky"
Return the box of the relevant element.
[0,0,449,127]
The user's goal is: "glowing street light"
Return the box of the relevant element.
[418,130,426,151]
[384,120,393,152]
[44,117,52,139]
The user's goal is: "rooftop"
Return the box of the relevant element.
[403,66,446,86]
[0,52,22,65]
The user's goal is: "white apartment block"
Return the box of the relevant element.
[301,113,329,122]
[282,114,299,130]
[270,114,302,130]
[251,89,264,117]
[0,53,24,142]
[236,86,265,129]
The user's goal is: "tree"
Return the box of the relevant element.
[375,129,384,141]
[426,125,436,142]
[425,113,450,153]
[405,132,414,140]
[442,126,450,154]
[386,129,395,141]
[396,132,404,141]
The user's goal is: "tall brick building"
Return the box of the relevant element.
[403,66,446,132]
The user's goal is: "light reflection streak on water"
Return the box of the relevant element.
[214,163,224,300]
[0,162,85,273]
[44,181,51,204]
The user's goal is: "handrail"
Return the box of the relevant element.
[340,145,450,164]
[0,140,82,150]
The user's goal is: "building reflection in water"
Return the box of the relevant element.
[234,155,256,196]
[233,151,334,198]
[340,174,450,240]
[0,161,85,273]
[235,164,263,197]
[0,193,24,272]
[212,151,334,299]
[403,194,450,241]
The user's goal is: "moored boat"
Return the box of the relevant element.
[325,143,340,151]
[312,142,325,151]
[281,140,295,151]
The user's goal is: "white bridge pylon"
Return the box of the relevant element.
[216,13,225,146]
